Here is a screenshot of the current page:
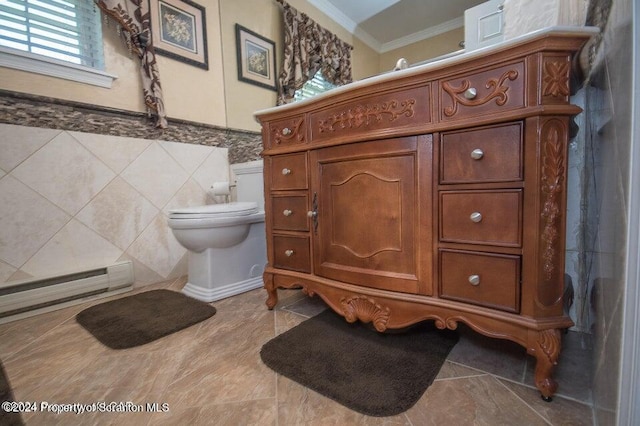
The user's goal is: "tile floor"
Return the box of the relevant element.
[0,277,594,425]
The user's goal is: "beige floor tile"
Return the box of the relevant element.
[148,398,277,426]
[277,376,411,425]
[0,303,85,359]
[406,375,548,425]
[1,281,597,426]
[498,379,594,425]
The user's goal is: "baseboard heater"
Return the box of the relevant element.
[0,261,134,319]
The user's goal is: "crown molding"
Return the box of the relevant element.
[353,28,383,52]
[379,16,464,53]
[308,0,382,52]
[307,0,464,54]
[308,0,357,33]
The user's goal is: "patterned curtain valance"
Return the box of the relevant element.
[276,0,353,105]
[94,0,167,129]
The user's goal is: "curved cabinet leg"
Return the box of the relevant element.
[264,271,278,310]
[528,328,561,401]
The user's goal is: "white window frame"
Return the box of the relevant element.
[0,45,117,87]
[0,0,116,87]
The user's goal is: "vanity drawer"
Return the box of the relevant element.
[440,122,523,184]
[440,190,522,247]
[267,115,306,148]
[440,250,520,313]
[439,61,525,121]
[271,194,309,231]
[269,153,308,190]
[273,235,311,273]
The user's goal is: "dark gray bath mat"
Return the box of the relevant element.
[260,309,459,416]
[76,289,216,349]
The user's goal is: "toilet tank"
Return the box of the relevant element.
[231,160,265,211]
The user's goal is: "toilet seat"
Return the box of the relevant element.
[169,202,258,219]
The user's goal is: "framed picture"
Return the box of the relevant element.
[235,24,277,91]
[149,0,208,70]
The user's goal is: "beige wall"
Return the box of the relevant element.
[220,0,380,131]
[351,38,380,80]
[159,0,226,126]
[219,0,281,132]
[0,0,452,132]
[0,25,145,113]
[0,0,228,127]
[380,27,465,71]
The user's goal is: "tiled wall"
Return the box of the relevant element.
[0,123,229,287]
[0,90,263,165]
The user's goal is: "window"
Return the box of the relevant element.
[294,71,335,102]
[0,0,114,87]
[0,0,104,68]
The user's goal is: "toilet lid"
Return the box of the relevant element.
[169,202,259,218]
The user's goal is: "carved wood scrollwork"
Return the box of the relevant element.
[540,119,566,281]
[442,70,519,117]
[318,99,415,133]
[538,328,561,364]
[531,328,561,398]
[542,60,570,98]
[434,317,459,331]
[272,118,305,144]
[302,286,315,298]
[340,295,391,332]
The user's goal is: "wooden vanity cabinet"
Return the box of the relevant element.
[256,29,594,400]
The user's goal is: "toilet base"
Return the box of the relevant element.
[182,276,263,302]
[180,221,266,303]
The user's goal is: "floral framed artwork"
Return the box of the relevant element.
[149,0,208,70]
[235,24,277,91]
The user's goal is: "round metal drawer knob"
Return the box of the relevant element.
[464,87,477,99]
[282,127,292,135]
[285,249,294,257]
[281,168,291,175]
[283,209,292,216]
[470,148,484,160]
[468,274,481,286]
[307,211,317,218]
[470,212,483,223]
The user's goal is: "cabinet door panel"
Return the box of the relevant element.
[312,137,427,294]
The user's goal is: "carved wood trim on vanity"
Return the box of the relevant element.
[318,99,416,133]
[270,117,305,145]
[541,54,572,104]
[442,69,519,117]
[540,118,567,282]
[256,29,596,401]
[341,295,391,332]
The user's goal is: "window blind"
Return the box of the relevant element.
[294,71,336,102]
[0,0,104,69]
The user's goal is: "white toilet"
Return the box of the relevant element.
[168,160,266,302]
